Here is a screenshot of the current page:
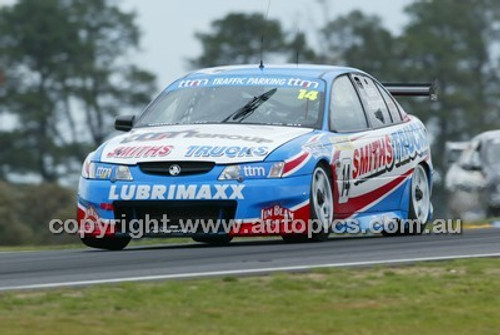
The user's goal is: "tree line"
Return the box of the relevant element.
[0,0,156,182]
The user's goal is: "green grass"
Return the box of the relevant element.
[1,258,499,334]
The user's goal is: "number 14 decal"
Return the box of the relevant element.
[338,158,351,204]
[297,89,318,101]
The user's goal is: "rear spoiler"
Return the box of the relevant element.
[382,80,439,102]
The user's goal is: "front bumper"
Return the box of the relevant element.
[77,164,312,237]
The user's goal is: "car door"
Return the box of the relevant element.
[328,74,372,215]
[349,74,408,212]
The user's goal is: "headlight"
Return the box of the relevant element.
[268,162,284,178]
[81,154,96,179]
[81,153,132,181]
[115,165,133,181]
[218,162,284,181]
[219,165,242,181]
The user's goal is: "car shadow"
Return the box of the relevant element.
[87,233,387,252]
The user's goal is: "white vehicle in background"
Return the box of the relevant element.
[444,141,469,168]
[445,130,500,219]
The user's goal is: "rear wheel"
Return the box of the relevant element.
[80,235,131,250]
[382,164,430,236]
[192,236,233,245]
[408,164,431,233]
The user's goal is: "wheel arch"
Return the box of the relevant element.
[419,160,433,192]
[316,159,332,176]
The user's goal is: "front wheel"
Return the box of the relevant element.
[80,235,131,250]
[282,164,333,243]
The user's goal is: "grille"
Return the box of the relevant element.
[138,161,215,176]
[113,201,237,236]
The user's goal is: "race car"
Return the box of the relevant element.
[77,64,435,250]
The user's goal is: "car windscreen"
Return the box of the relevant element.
[485,139,500,165]
[135,76,325,128]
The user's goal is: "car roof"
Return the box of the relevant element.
[184,64,363,80]
[473,129,500,142]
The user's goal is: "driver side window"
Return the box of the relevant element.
[330,76,368,132]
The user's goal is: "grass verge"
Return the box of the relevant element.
[0,258,499,334]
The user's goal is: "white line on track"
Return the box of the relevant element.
[1,252,500,291]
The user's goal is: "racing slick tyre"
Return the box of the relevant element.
[80,236,131,250]
[407,164,431,234]
[487,206,500,218]
[282,164,333,243]
[383,164,430,236]
[192,236,233,245]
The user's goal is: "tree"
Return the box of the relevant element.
[400,0,500,163]
[190,13,285,67]
[0,0,156,181]
[0,0,82,181]
[320,10,399,79]
[69,0,156,145]
[287,31,317,64]
[190,13,316,68]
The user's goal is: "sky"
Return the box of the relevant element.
[119,0,412,88]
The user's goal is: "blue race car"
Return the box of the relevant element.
[77,64,435,250]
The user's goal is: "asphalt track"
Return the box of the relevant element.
[0,228,499,291]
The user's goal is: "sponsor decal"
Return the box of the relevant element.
[338,158,352,204]
[185,145,269,158]
[242,165,266,177]
[108,184,245,200]
[391,124,427,167]
[173,76,323,90]
[352,124,427,183]
[288,78,320,89]
[106,145,173,159]
[297,89,319,101]
[261,205,295,222]
[178,79,209,88]
[95,166,112,179]
[212,77,247,85]
[352,135,394,181]
[85,206,100,222]
[302,136,331,158]
[121,129,273,144]
[329,136,355,150]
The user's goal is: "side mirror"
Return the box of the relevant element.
[115,115,135,132]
